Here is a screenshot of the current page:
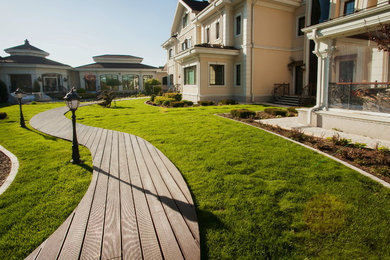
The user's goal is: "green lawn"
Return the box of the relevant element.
[72,99,390,259]
[0,103,92,260]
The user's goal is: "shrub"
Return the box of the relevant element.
[230,109,256,119]
[154,96,175,105]
[31,101,37,105]
[287,107,298,114]
[219,99,237,105]
[162,100,172,107]
[77,88,86,94]
[33,80,41,92]
[198,100,214,106]
[0,112,7,119]
[328,134,351,146]
[80,93,98,100]
[0,80,8,103]
[171,101,185,107]
[287,128,307,142]
[264,108,288,117]
[182,100,194,106]
[144,79,161,95]
[164,93,182,101]
[98,90,116,108]
[150,94,156,102]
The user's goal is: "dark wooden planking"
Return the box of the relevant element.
[57,130,108,260]
[80,130,112,259]
[36,212,75,260]
[127,134,163,260]
[132,136,183,260]
[102,131,122,260]
[155,149,194,205]
[145,141,200,244]
[119,132,142,260]
[138,138,200,260]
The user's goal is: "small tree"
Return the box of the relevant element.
[98,89,116,108]
[144,79,161,95]
[104,78,122,91]
[0,80,8,103]
[33,79,41,92]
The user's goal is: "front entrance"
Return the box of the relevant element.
[43,74,62,92]
[10,74,32,93]
[295,65,304,95]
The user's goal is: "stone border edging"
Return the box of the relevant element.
[0,145,20,196]
[217,114,390,189]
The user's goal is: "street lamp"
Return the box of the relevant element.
[14,88,26,128]
[64,88,81,164]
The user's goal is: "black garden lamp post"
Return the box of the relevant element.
[64,88,81,164]
[14,88,26,128]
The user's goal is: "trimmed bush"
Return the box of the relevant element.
[77,88,86,94]
[0,112,7,119]
[182,100,194,106]
[164,93,182,101]
[154,96,175,105]
[264,108,288,117]
[0,80,8,103]
[144,79,162,95]
[150,94,156,102]
[33,80,41,92]
[287,107,298,114]
[231,109,256,119]
[219,99,237,105]
[198,100,214,106]
[162,100,172,107]
[171,101,185,107]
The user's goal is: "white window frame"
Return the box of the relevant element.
[208,62,226,87]
[234,13,242,37]
[205,26,210,43]
[296,16,305,38]
[215,20,220,40]
[234,63,242,87]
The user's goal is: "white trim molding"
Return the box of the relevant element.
[0,145,19,196]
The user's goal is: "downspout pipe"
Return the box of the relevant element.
[307,28,322,125]
[250,0,258,103]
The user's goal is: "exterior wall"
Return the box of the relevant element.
[0,65,71,93]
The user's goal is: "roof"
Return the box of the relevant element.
[76,63,157,70]
[5,39,46,53]
[0,55,70,67]
[182,0,209,12]
[93,54,143,59]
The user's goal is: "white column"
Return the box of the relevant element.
[223,6,233,46]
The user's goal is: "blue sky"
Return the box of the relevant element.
[0,0,178,67]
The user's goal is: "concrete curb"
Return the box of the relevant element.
[0,145,19,196]
[217,114,390,189]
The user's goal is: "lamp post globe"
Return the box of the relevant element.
[14,88,26,128]
[64,88,81,164]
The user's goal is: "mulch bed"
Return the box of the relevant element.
[221,114,390,182]
[0,151,11,188]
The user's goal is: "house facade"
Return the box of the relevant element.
[0,40,73,100]
[162,0,312,103]
[76,55,163,93]
[298,0,390,141]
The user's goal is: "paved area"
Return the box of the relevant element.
[26,106,200,260]
[259,117,390,149]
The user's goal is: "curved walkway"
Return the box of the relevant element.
[26,106,200,260]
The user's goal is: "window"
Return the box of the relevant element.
[100,74,119,90]
[209,64,225,85]
[182,13,188,28]
[235,14,241,36]
[122,75,139,90]
[297,16,305,36]
[216,22,220,39]
[339,60,355,82]
[182,39,188,51]
[206,27,210,43]
[235,64,241,86]
[188,39,192,48]
[184,66,196,85]
[169,48,173,59]
[344,0,355,15]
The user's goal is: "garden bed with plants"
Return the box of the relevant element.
[0,151,11,187]
[226,108,390,179]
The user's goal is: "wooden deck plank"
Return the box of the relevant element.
[28,106,200,260]
[102,131,122,259]
[80,130,112,259]
[138,138,200,260]
[127,134,163,260]
[57,130,108,260]
[36,212,75,260]
[132,136,183,260]
[145,141,200,244]
[119,132,142,260]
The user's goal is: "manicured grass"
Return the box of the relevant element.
[0,103,92,260]
[74,99,390,259]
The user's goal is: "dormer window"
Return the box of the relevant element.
[182,13,188,28]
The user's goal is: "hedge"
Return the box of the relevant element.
[230,109,256,119]
[164,93,182,101]
[198,101,214,106]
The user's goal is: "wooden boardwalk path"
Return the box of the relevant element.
[27,106,200,260]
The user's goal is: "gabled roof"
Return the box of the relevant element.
[182,0,209,12]
[0,55,70,67]
[76,63,157,70]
